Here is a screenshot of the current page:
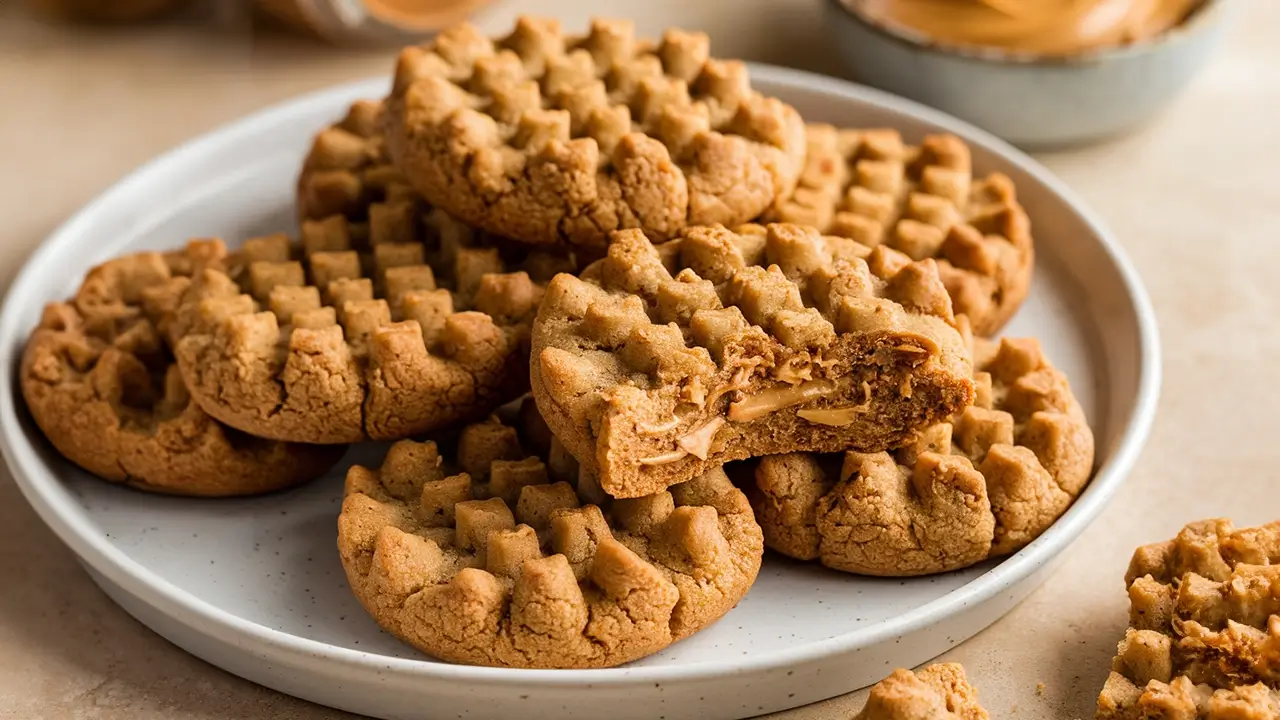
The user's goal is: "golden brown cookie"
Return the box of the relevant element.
[297,98,408,223]
[173,205,575,444]
[20,244,343,496]
[752,333,1093,576]
[336,401,763,668]
[297,99,594,268]
[855,663,990,720]
[770,125,1033,336]
[1096,519,1280,719]
[384,16,807,249]
[531,222,975,500]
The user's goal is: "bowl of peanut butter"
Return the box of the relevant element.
[824,0,1232,147]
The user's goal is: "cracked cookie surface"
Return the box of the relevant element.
[336,400,763,668]
[770,125,1033,336]
[531,222,974,499]
[751,332,1093,576]
[855,663,990,720]
[173,207,574,443]
[1097,518,1280,719]
[20,242,344,496]
[384,16,807,249]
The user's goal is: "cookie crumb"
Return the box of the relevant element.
[855,663,989,719]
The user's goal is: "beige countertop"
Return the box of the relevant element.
[2,1,1277,718]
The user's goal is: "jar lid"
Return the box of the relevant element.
[258,0,491,44]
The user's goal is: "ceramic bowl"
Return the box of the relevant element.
[823,0,1233,148]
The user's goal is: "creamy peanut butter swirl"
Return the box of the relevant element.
[853,0,1202,56]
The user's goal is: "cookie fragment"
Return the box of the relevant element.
[173,202,574,443]
[752,333,1093,576]
[855,663,990,720]
[336,401,763,668]
[1097,519,1280,719]
[531,222,975,499]
[20,242,344,496]
[384,16,807,249]
[770,126,1033,336]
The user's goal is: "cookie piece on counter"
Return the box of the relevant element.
[384,16,807,249]
[20,242,344,496]
[1096,519,1280,719]
[751,333,1093,576]
[174,206,576,444]
[336,400,763,668]
[532,223,975,499]
[855,663,990,720]
[770,125,1033,336]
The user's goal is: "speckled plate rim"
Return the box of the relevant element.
[0,64,1160,689]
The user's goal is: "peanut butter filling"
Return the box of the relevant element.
[851,0,1202,56]
[727,379,837,423]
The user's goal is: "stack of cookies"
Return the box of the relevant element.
[20,16,1095,671]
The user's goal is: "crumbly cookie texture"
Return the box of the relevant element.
[770,125,1033,336]
[336,401,763,668]
[751,332,1093,576]
[174,201,573,443]
[855,663,990,720]
[1097,519,1280,719]
[531,222,974,499]
[20,242,343,496]
[384,16,807,249]
[297,98,410,223]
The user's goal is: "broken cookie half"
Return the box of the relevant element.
[1096,518,1280,719]
[336,400,763,668]
[20,243,344,496]
[532,222,975,499]
[855,663,990,720]
[751,334,1093,576]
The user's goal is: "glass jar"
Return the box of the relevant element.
[255,0,491,44]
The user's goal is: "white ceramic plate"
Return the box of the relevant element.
[0,66,1159,720]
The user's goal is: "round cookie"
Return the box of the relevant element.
[769,125,1034,336]
[20,243,344,496]
[531,222,976,500]
[752,333,1094,577]
[337,401,763,668]
[384,16,807,249]
[174,185,580,443]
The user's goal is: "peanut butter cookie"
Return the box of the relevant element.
[20,243,343,496]
[297,98,409,223]
[531,222,975,500]
[752,332,1093,576]
[1097,519,1280,719]
[856,663,990,720]
[174,206,573,443]
[384,16,807,249]
[336,401,763,668]
[770,125,1033,336]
